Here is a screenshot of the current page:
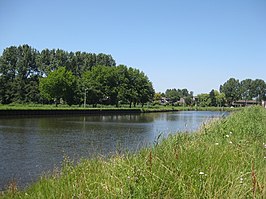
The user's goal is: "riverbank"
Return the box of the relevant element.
[1,106,265,198]
[0,104,239,116]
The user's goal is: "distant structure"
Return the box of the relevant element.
[262,100,266,108]
[160,97,186,106]
[232,100,258,107]
[232,100,266,108]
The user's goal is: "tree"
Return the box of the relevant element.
[240,79,254,101]
[82,66,119,106]
[165,88,194,106]
[135,71,155,107]
[81,65,154,107]
[154,93,162,101]
[0,46,17,104]
[39,67,77,106]
[209,89,216,106]
[0,44,158,107]
[197,93,211,107]
[208,89,226,107]
[0,45,40,103]
[220,78,241,105]
[96,53,116,67]
[215,91,226,107]
[253,79,266,101]
[165,89,180,105]
[184,91,194,106]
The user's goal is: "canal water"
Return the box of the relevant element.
[0,111,227,190]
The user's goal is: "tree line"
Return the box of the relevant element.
[197,78,266,107]
[220,78,266,105]
[156,78,266,107]
[0,44,155,106]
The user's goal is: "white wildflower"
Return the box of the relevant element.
[199,171,205,175]
[229,141,233,144]
[240,177,244,184]
[215,143,219,145]
[225,134,230,138]
[229,131,233,135]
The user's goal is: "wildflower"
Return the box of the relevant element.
[229,141,233,144]
[229,131,233,135]
[263,143,266,148]
[264,156,266,159]
[225,134,230,138]
[215,143,219,145]
[240,177,244,184]
[199,171,205,175]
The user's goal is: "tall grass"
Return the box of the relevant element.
[1,106,265,198]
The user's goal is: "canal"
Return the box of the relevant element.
[0,111,227,190]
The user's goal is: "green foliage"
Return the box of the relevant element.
[220,78,266,105]
[0,45,40,104]
[208,89,225,107]
[81,65,154,107]
[154,92,162,101]
[0,45,155,107]
[220,78,241,105]
[253,79,266,101]
[39,67,77,106]
[197,93,211,107]
[0,45,116,105]
[165,89,180,104]
[3,106,265,198]
[165,88,193,106]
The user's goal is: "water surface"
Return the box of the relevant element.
[0,111,227,190]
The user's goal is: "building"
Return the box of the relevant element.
[232,100,259,107]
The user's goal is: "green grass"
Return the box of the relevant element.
[1,106,265,198]
[0,103,240,112]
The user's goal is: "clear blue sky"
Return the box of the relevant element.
[0,0,265,94]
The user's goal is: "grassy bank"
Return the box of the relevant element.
[2,106,265,198]
[0,103,239,112]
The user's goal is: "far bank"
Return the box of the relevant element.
[0,105,239,116]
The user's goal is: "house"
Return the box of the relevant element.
[160,97,170,104]
[232,100,259,107]
[177,97,186,105]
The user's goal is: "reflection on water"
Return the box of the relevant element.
[0,111,227,190]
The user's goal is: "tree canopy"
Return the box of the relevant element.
[39,67,77,106]
[220,78,266,105]
[81,65,154,107]
[165,88,193,106]
[0,44,154,106]
[1,45,265,107]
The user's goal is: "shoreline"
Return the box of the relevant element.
[0,106,237,117]
[0,108,180,117]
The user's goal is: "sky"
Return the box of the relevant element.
[0,0,265,94]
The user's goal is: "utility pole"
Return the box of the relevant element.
[84,88,88,108]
